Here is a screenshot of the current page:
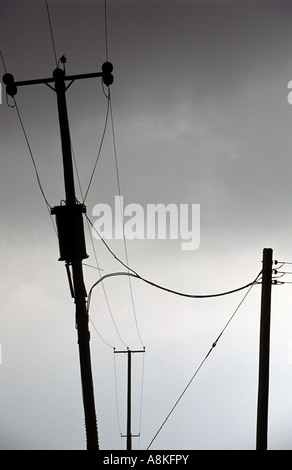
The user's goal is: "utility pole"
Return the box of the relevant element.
[256,247,273,450]
[3,60,113,450]
[114,348,145,450]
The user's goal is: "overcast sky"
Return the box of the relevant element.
[1,0,292,450]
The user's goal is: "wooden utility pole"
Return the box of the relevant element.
[3,61,113,450]
[114,348,145,450]
[256,247,273,450]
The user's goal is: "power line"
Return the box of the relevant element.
[82,95,110,202]
[45,0,58,67]
[13,99,52,211]
[109,93,145,348]
[89,316,115,349]
[146,280,257,449]
[81,0,111,202]
[71,138,128,348]
[137,350,146,450]
[1,42,52,212]
[104,0,109,61]
[86,221,262,300]
[0,49,7,73]
[113,351,123,441]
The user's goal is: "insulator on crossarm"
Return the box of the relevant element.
[2,72,17,97]
[102,61,113,86]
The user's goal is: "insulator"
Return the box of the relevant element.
[102,61,114,86]
[2,73,17,97]
[2,73,15,85]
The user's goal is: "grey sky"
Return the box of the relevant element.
[1,0,292,450]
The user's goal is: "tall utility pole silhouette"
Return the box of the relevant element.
[3,60,113,450]
[256,247,273,450]
[114,348,145,450]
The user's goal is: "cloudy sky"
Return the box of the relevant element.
[1,0,292,450]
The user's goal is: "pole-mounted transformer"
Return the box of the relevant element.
[51,203,88,262]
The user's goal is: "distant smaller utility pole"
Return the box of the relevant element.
[114,347,145,450]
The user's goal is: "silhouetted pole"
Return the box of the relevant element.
[256,248,273,450]
[127,350,132,450]
[3,61,114,450]
[53,67,98,450]
[114,348,145,450]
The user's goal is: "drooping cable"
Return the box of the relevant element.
[1,36,51,212]
[89,317,114,349]
[82,95,110,203]
[146,280,257,449]
[86,219,262,300]
[1,51,57,235]
[13,99,52,211]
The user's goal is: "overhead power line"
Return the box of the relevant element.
[147,280,257,449]
[13,100,52,210]
[108,92,145,348]
[104,0,109,61]
[87,271,262,314]
[45,0,58,67]
[1,45,51,210]
[86,218,263,301]
[82,95,110,202]
[0,49,7,73]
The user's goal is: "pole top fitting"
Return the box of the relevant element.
[53,67,65,81]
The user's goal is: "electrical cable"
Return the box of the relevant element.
[1,51,57,235]
[0,49,7,73]
[104,0,109,62]
[1,41,52,212]
[45,0,58,67]
[113,351,123,443]
[82,95,110,203]
[89,316,115,349]
[13,99,52,211]
[109,93,145,348]
[72,143,128,348]
[137,351,146,450]
[146,280,257,449]
[86,220,262,300]
[82,0,111,203]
